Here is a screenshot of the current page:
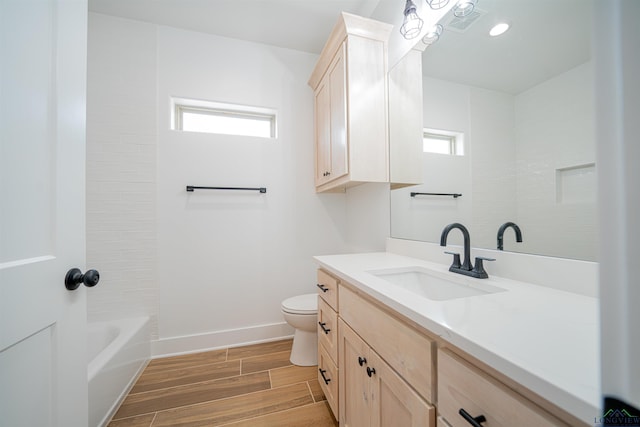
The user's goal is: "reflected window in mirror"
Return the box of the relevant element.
[423,128,464,155]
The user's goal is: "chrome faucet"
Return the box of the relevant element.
[440,222,494,279]
[497,222,523,250]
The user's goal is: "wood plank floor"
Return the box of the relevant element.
[107,339,338,427]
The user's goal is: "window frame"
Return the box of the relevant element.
[171,97,277,139]
[423,127,464,156]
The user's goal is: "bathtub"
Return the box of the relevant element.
[88,317,151,427]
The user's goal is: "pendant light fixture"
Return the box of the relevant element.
[425,0,450,10]
[422,24,443,45]
[400,0,424,40]
[453,0,478,17]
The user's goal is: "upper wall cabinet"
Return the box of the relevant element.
[308,13,392,193]
[388,49,424,188]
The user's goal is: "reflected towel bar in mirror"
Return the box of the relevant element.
[411,192,462,198]
[186,186,267,193]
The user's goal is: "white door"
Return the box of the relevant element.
[0,0,89,426]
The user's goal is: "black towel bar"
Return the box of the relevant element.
[411,192,462,198]
[186,186,267,193]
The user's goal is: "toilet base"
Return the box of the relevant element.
[289,329,318,366]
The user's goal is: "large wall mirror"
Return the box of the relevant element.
[390,0,596,261]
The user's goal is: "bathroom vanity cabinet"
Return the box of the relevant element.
[308,13,392,193]
[339,286,436,426]
[316,267,580,427]
[317,269,340,416]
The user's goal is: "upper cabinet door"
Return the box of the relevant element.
[308,12,392,193]
[315,79,332,186]
[329,44,348,182]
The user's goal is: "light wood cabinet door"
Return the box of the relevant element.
[339,319,371,427]
[314,78,331,186]
[313,44,347,187]
[369,350,435,427]
[328,44,348,182]
[308,13,391,193]
[340,320,435,427]
[339,285,436,403]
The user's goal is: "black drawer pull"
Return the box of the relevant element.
[318,322,331,334]
[316,283,329,292]
[459,408,487,427]
[319,368,331,385]
[366,367,376,377]
[358,356,367,366]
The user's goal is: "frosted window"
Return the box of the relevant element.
[423,129,464,155]
[173,98,276,138]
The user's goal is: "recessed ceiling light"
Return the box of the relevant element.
[489,22,510,37]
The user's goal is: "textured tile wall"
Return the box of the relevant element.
[86,13,159,338]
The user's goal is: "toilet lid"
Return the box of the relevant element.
[282,293,317,315]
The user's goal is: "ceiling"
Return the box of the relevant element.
[88,0,390,54]
[421,0,592,94]
[88,0,592,95]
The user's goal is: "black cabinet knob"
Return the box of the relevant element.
[358,356,367,366]
[366,366,376,377]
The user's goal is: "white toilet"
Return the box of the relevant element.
[281,293,318,366]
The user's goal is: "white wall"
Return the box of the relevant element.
[87,13,376,355]
[391,76,515,249]
[155,25,351,353]
[469,87,517,250]
[391,65,596,260]
[346,183,390,253]
[86,14,159,335]
[514,62,596,260]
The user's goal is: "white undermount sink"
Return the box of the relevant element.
[367,266,506,301]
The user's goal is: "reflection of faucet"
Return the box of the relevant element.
[497,222,523,250]
[440,223,494,279]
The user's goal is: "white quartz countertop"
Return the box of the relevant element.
[314,252,600,423]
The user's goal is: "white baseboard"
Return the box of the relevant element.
[151,321,294,358]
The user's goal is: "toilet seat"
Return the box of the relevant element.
[281,293,317,315]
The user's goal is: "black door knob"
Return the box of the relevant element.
[65,268,100,291]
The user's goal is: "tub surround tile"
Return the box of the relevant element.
[108,339,337,427]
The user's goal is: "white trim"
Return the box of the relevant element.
[151,321,294,358]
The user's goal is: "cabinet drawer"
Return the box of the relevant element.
[317,269,338,310]
[317,297,338,363]
[339,285,436,403]
[318,342,339,418]
[438,349,569,427]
